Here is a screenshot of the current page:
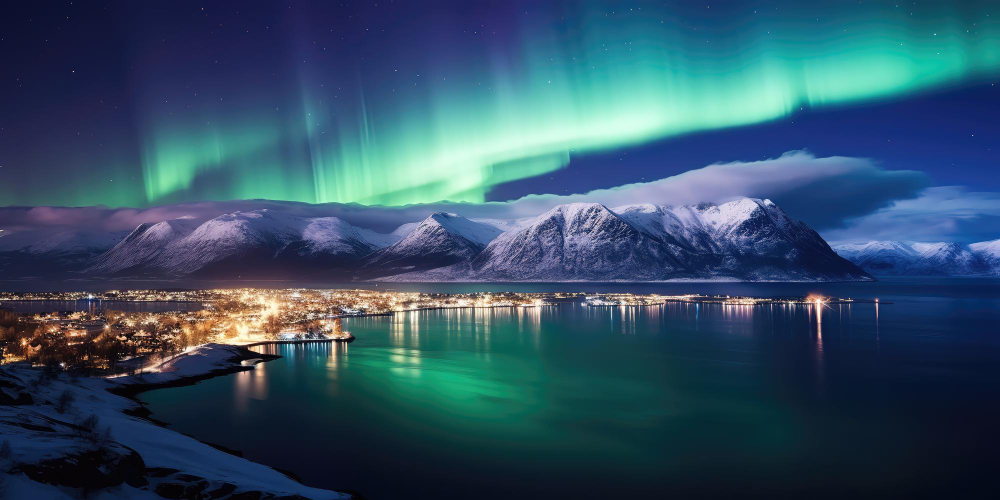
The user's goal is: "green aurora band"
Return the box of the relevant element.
[14,2,1000,207]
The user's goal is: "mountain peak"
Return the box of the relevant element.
[415,212,503,247]
[835,240,998,276]
[4,198,883,281]
[362,212,504,277]
[537,203,616,224]
[614,203,662,214]
[970,238,1000,258]
[911,241,963,257]
[466,197,869,282]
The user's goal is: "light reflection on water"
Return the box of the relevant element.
[233,360,268,414]
[0,299,204,314]
[142,288,1000,499]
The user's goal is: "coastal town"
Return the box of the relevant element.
[0,288,558,370]
[0,286,883,498]
[0,288,877,372]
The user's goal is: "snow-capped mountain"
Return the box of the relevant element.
[87,210,398,278]
[909,242,986,275]
[0,229,129,277]
[832,241,921,275]
[468,199,867,281]
[2,198,880,281]
[970,239,1000,270]
[362,212,504,277]
[833,240,999,276]
[22,230,128,257]
[88,218,201,275]
[471,203,686,281]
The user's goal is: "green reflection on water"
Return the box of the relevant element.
[141,298,997,498]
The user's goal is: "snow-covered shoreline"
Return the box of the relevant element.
[0,344,351,499]
[106,343,279,397]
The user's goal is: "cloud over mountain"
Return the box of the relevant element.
[1,152,931,245]
[824,186,1000,244]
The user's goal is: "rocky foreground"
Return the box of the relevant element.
[0,345,350,499]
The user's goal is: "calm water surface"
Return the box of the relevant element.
[140,279,1000,498]
[0,299,203,314]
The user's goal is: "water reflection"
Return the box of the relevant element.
[875,301,880,349]
[816,301,823,346]
[327,342,347,373]
[0,299,204,314]
[140,288,1000,500]
[234,361,268,414]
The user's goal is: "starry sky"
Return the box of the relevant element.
[0,0,998,243]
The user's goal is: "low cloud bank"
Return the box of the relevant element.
[1,151,951,245]
[824,186,1000,244]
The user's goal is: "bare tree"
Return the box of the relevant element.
[56,390,74,414]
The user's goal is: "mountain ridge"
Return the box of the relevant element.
[833,240,1000,276]
[1,198,877,282]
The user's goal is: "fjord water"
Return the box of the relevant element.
[141,279,1000,498]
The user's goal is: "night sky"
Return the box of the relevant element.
[1,0,998,242]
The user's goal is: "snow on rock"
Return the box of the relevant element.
[472,203,684,281]
[0,228,132,277]
[0,345,350,499]
[156,210,308,274]
[6,197,888,281]
[24,230,129,257]
[834,240,999,276]
[969,238,1000,259]
[470,217,531,233]
[300,217,383,256]
[362,212,503,277]
[388,221,419,240]
[467,199,867,282]
[87,218,200,275]
[423,212,504,247]
[88,210,395,278]
[969,238,1000,274]
[357,227,403,248]
[108,344,262,387]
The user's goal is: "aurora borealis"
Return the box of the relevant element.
[1,0,998,208]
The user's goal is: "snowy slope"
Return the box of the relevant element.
[472,203,685,281]
[23,230,129,257]
[158,210,309,274]
[0,229,128,262]
[969,238,1000,259]
[0,229,129,277]
[4,198,884,281]
[357,227,403,248]
[615,198,867,281]
[88,218,200,275]
[468,199,868,281]
[909,242,985,275]
[388,222,419,240]
[0,347,350,499]
[969,238,1000,275]
[363,212,504,277]
[87,210,396,277]
[832,241,920,275]
[470,217,531,233]
[299,217,385,256]
[834,240,998,276]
